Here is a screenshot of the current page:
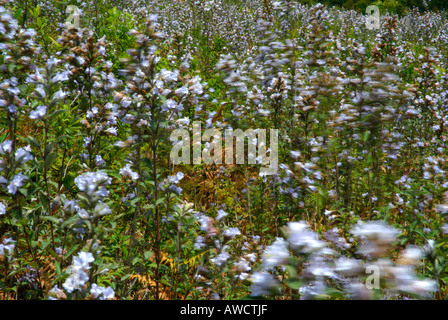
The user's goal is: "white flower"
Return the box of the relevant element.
[0,201,6,215]
[7,173,27,195]
[287,221,327,254]
[160,69,179,82]
[63,199,80,213]
[250,272,279,296]
[74,171,111,196]
[442,224,448,234]
[290,150,301,159]
[163,99,183,112]
[97,46,106,56]
[46,57,60,70]
[77,208,90,219]
[90,284,115,300]
[75,251,95,267]
[401,246,423,262]
[0,140,12,155]
[174,86,189,97]
[64,251,95,294]
[29,105,47,120]
[105,127,117,135]
[76,56,85,65]
[119,164,139,181]
[223,227,241,239]
[63,267,89,293]
[210,247,230,266]
[168,172,184,184]
[95,155,105,167]
[15,145,33,163]
[93,201,112,217]
[216,209,228,221]
[0,238,15,257]
[262,238,289,269]
[51,89,66,103]
[334,256,363,274]
[351,221,400,259]
[52,71,69,83]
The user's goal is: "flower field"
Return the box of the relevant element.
[1,0,448,301]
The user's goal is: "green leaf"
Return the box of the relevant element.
[144,251,152,260]
[46,109,67,120]
[64,244,80,260]
[42,216,60,225]
[55,261,61,275]
[285,280,302,290]
[39,192,49,211]
[284,265,297,278]
[45,152,57,170]
[61,214,80,229]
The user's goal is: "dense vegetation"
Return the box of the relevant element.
[313,0,448,14]
[1,0,448,300]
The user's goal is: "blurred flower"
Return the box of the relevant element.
[262,238,289,269]
[74,171,111,197]
[119,164,139,181]
[287,221,327,254]
[15,145,33,163]
[250,271,280,296]
[90,284,115,300]
[7,173,27,195]
[0,238,15,257]
[29,105,47,120]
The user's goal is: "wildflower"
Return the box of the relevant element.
[77,208,89,219]
[0,140,12,154]
[29,105,47,120]
[194,236,207,249]
[105,127,117,135]
[63,251,95,293]
[223,227,241,240]
[0,201,5,215]
[351,221,400,259]
[95,155,105,167]
[74,171,111,197]
[334,256,363,275]
[119,164,139,181]
[261,238,289,269]
[216,209,228,221]
[168,172,184,184]
[287,221,327,254]
[93,201,112,217]
[399,246,423,265]
[234,258,251,272]
[211,251,230,267]
[249,272,280,296]
[0,238,15,256]
[169,184,183,194]
[15,145,33,163]
[7,173,27,195]
[90,284,115,300]
[51,89,66,103]
[51,71,69,83]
